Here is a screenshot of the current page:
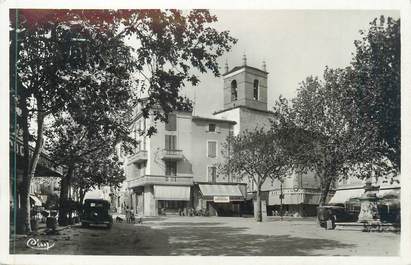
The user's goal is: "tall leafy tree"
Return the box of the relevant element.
[273,70,358,205]
[10,9,135,233]
[272,16,400,204]
[44,114,131,225]
[10,9,236,233]
[349,16,400,170]
[221,128,289,222]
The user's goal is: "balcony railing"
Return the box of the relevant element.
[127,174,193,188]
[161,149,184,160]
[127,150,148,165]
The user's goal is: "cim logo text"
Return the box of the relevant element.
[26,238,55,251]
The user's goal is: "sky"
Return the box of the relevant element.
[184,10,400,117]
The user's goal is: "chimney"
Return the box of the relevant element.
[242,53,247,66]
[262,60,266,72]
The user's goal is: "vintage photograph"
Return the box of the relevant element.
[7,8,401,258]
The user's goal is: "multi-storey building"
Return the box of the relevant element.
[122,100,246,217]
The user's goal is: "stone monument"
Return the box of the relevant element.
[357,180,381,224]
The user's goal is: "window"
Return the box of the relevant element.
[231,80,238,101]
[136,163,145,177]
[208,166,217,183]
[165,135,177,150]
[208,123,216,132]
[253,79,259,100]
[207,141,217,158]
[165,114,176,131]
[165,161,177,176]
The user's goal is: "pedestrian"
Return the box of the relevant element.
[125,207,130,223]
[130,209,135,223]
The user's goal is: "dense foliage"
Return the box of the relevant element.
[272,16,400,204]
[10,9,236,233]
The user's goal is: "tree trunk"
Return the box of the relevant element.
[19,105,31,234]
[319,173,332,206]
[17,96,46,234]
[255,187,262,222]
[59,165,74,226]
[79,188,86,205]
[19,179,31,234]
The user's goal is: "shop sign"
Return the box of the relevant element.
[213,196,230,203]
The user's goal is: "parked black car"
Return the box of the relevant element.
[317,204,357,229]
[81,199,113,229]
[318,196,400,229]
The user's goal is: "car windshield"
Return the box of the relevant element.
[89,202,105,207]
[84,201,109,209]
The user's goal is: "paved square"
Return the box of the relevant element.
[10,216,400,256]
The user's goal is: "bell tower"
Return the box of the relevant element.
[222,56,268,111]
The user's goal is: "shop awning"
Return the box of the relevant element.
[199,184,243,197]
[198,184,244,201]
[328,188,364,204]
[154,185,190,201]
[379,188,400,199]
[29,195,42,206]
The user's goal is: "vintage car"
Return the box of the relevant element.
[81,199,113,229]
[318,189,400,229]
[317,204,357,229]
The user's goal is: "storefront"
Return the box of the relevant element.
[154,185,191,215]
[10,137,65,233]
[195,183,246,216]
[10,137,64,209]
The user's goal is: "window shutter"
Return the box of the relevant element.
[171,135,176,150]
[165,135,170,150]
[208,141,216,158]
[165,114,176,131]
[165,135,176,150]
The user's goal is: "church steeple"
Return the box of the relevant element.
[221,56,268,111]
